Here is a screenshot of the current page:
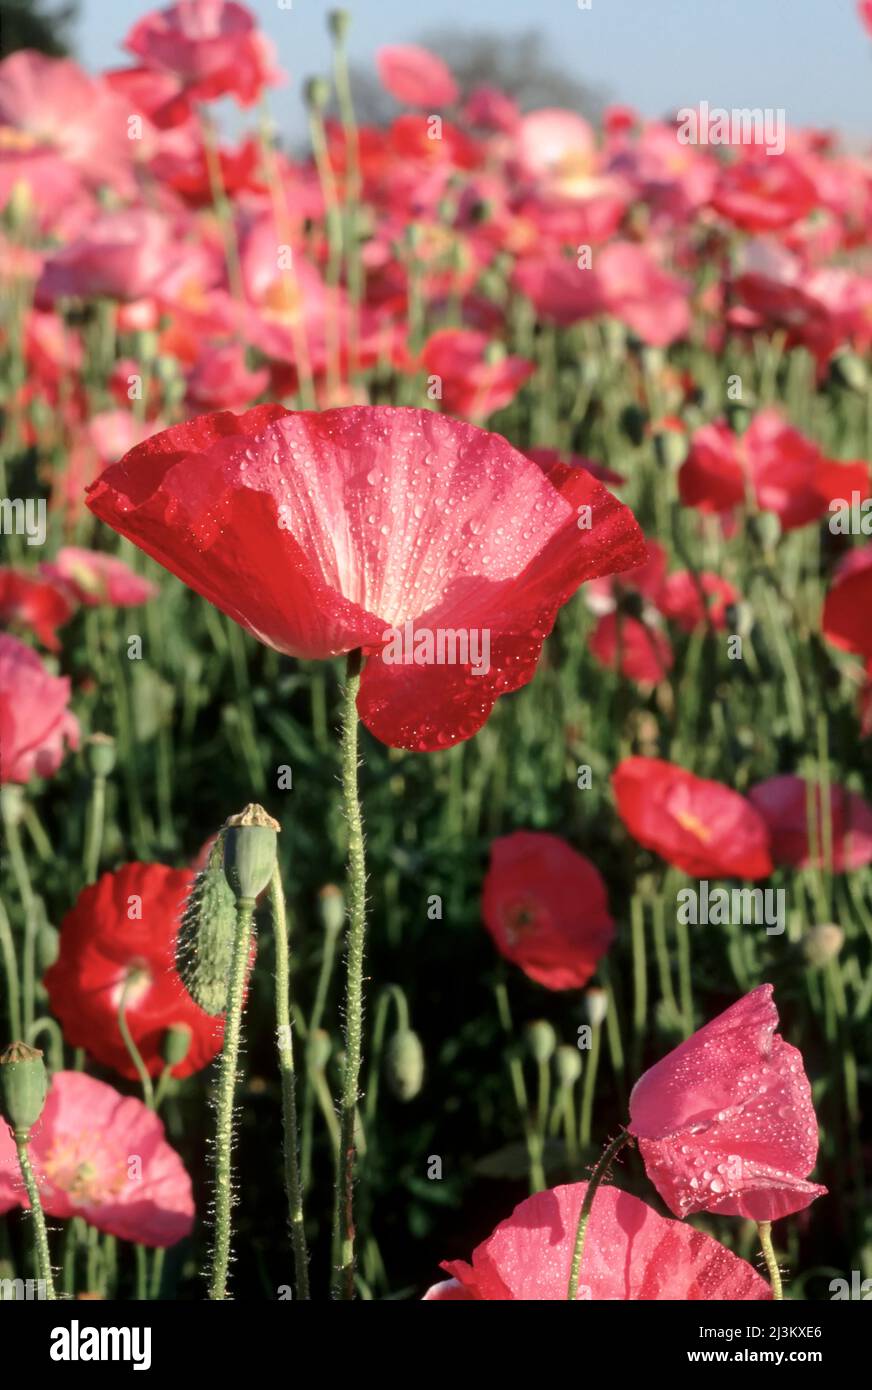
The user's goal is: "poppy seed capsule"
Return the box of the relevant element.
[328,8,351,40]
[0,1042,47,1138]
[802,923,844,969]
[36,922,60,972]
[86,732,116,778]
[525,1019,557,1065]
[222,805,280,902]
[384,1030,425,1102]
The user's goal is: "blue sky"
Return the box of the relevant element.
[76,0,871,144]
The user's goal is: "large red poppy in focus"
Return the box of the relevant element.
[424,1182,769,1300]
[612,756,773,879]
[481,831,614,990]
[44,862,223,1080]
[629,984,827,1223]
[86,405,645,751]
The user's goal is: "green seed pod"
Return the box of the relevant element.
[525,1019,557,1066]
[176,833,238,1016]
[318,884,345,938]
[307,1028,332,1073]
[0,1043,47,1138]
[802,923,844,969]
[162,1023,192,1069]
[36,922,60,973]
[328,8,351,40]
[304,76,331,112]
[384,1029,425,1102]
[555,1044,583,1088]
[86,732,116,778]
[223,805,280,902]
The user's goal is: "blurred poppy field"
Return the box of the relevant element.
[1,0,871,1307]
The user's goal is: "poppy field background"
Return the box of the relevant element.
[1,0,871,1304]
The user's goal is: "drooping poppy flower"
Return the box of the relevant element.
[822,545,872,664]
[748,775,872,872]
[481,832,614,990]
[44,863,223,1081]
[612,757,773,879]
[424,1182,770,1300]
[589,612,673,686]
[0,568,75,650]
[40,547,157,608]
[86,405,645,751]
[629,984,827,1222]
[0,1071,194,1247]
[0,634,79,784]
[124,0,281,108]
[376,45,458,108]
[419,328,534,420]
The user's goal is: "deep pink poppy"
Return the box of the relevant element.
[86,405,645,751]
[425,1182,770,1300]
[0,634,79,784]
[629,984,827,1222]
[481,832,614,990]
[124,0,281,108]
[0,1071,194,1247]
[748,774,872,872]
[589,612,673,685]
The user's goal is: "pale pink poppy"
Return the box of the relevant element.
[376,45,458,108]
[0,634,79,784]
[41,548,157,609]
[629,984,827,1223]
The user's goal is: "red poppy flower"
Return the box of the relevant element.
[425,1182,770,1300]
[629,984,827,1222]
[589,612,673,685]
[0,568,75,650]
[418,329,534,421]
[657,570,739,632]
[44,863,223,1080]
[584,539,668,615]
[124,0,281,108]
[40,547,157,608]
[86,405,645,751]
[710,154,818,233]
[481,832,613,990]
[822,545,872,663]
[377,44,458,108]
[748,775,872,872]
[0,1071,194,1247]
[524,448,625,489]
[0,634,79,784]
[612,757,773,879]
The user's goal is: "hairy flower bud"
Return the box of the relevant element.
[525,1019,557,1065]
[384,1029,425,1102]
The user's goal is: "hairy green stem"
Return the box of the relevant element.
[757,1220,783,1299]
[269,867,310,1299]
[15,1133,56,1299]
[567,1130,632,1299]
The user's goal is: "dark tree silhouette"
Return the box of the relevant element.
[1,0,78,59]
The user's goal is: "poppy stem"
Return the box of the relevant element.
[567,1128,633,1300]
[332,649,367,1300]
[118,975,155,1110]
[14,1133,56,1299]
[209,896,256,1300]
[269,865,310,1299]
[757,1221,783,1300]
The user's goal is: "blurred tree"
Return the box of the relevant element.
[1,0,78,58]
[336,28,607,127]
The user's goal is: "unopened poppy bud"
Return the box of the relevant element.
[384,1029,425,1102]
[36,922,60,972]
[223,805,280,902]
[0,784,24,828]
[653,427,687,472]
[0,1043,47,1138]
[86,733,116,778]
[802,923,844,969]
[162,1024,192,1069]
[307,1028,332,1072]
[525,1019,557,1065]
[304,76,330,112]
[318,884,345,937]
[328,8,351,40]
[584,987,608,1029]
[555,1045,582,1088]
[832,350,868,393]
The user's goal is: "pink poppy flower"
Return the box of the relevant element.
[86,405,645,751]
[748,775,872,872]
[0,634,79,784]
[185,341,269,413]
[482,832,614,990]
[516,108,597,189]
[512,254,604,328]
[612,757,773,879]
[0,1071,194,1247]
[41,548,157,608]
[0,568,75,651]
[419,329,534,421]
[596,242,691,348]
[37,210,184,306]
[124,0,281,107]
[657,571,739,632]
[425,1182,770,1300]
[629,984,827,1222]
[524,448,625,490]
[376,45,458,108]
[590,612,673,686]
